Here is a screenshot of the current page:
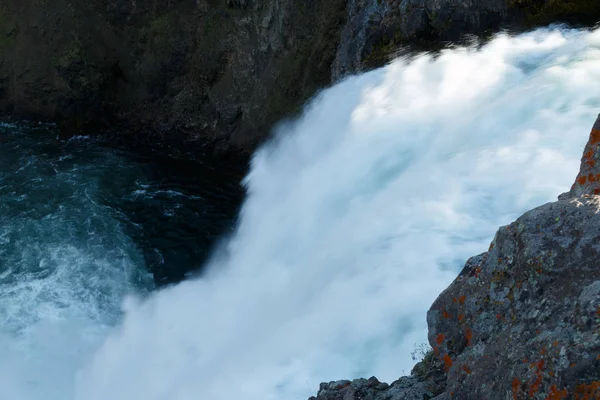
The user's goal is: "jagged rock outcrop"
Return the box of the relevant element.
[1,0,598,155]
[333,0,600,79]
[309,115,600,399]
[309,351,447,400]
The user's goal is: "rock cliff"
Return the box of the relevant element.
[0,0,598,155]
[308,115,600,399]
[333,0,600,79]
[0,0,347,155]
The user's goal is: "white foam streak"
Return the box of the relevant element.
[72,26,600,400]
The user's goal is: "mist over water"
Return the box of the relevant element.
[75,26,600,400]
[2,26,600,400]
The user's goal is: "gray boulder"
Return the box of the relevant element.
[426,113,600,398]
[310,114,600,399]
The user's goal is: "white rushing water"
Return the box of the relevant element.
[0,134,154,400]
[2,26,600,400]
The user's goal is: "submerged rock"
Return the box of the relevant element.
[309,115,600,399]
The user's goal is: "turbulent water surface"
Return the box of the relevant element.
[1,26,600,400]
[0,124,243,399]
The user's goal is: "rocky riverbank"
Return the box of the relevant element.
[1,0,598,157]
[308,115,600,399]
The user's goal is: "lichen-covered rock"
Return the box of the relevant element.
[427,114,600,399]
[564,115,600,198]
[309,115,600,400]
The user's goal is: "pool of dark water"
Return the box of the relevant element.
[0,122,246,286]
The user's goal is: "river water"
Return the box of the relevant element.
[1,26,600,400]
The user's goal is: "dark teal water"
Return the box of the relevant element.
[0,122,246,398]
[0,122,245,287]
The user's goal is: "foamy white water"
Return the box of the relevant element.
[3,26,600,400]
[0,135,153,400]
[71,26,600,400]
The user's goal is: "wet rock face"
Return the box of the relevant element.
[331,0,507,79]
[427,114,600,399]
[332,0,600,80]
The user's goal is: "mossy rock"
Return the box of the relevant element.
[411,350,438,379]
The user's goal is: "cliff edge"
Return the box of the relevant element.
[0,0,598,156]
[308,116,600,399]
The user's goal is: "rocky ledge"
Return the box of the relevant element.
[309,115,600,400]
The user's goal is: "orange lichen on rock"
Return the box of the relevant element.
[574,382,600,400]
[529,375,543,397]
[462,364,471,375]
[443,354,453,372]
[512,378,522,400]
[458,295,466,305]
[567,116,600,197]
[546,385,568,400]
[436,333,445,345]
[465,328,473,346]
[583,150,597,169]
[590,129,600,145]
[586,157,597,169]
[527,359,545,397]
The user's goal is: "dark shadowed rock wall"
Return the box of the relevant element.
[0,0,598,155]
[333,0,600,79]
[0,0,347,155]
